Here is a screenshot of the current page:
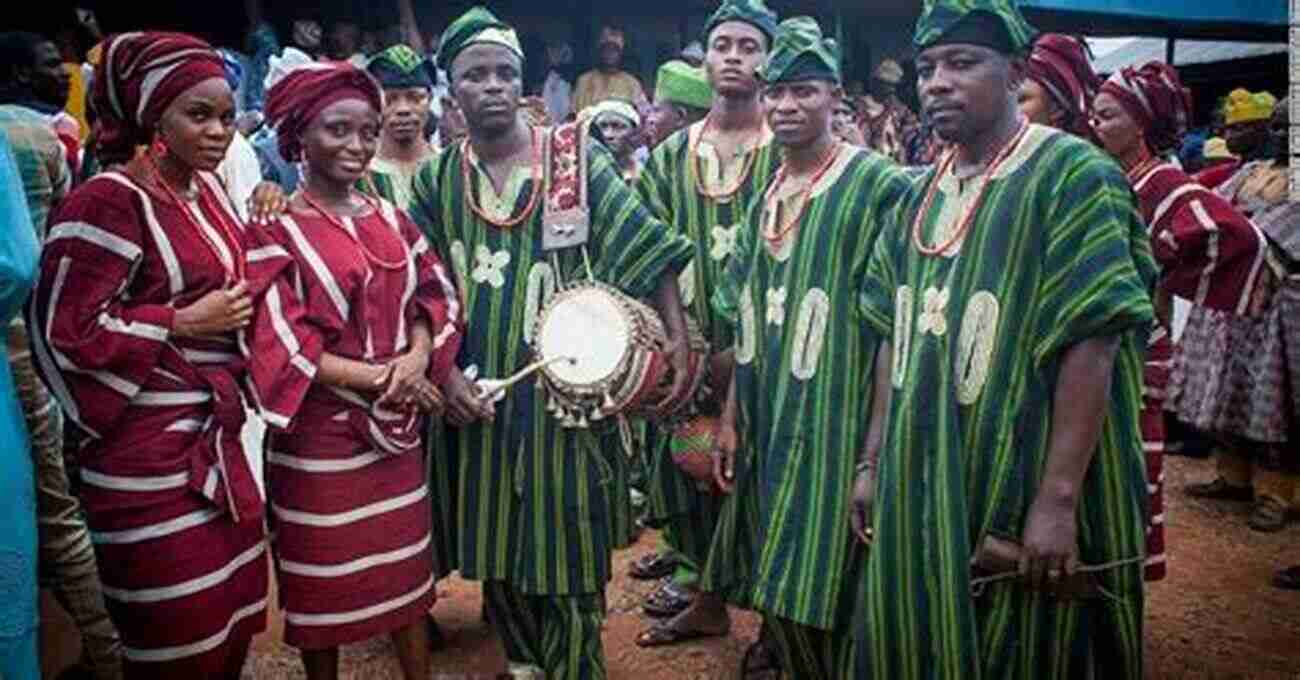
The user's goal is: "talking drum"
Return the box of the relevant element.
[532,281,708,427]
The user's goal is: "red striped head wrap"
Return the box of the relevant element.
[93,32,226,164]
[1024,34,1098,136]
[1100,61,1193,155]
[264,62,384,162]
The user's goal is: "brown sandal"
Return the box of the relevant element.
[1184,477,1254,502]
[1272,566,1300,590]
[635,620,728,648]
[629,551,680,580]
[1249,498,1289,532]
[643,580,695,618]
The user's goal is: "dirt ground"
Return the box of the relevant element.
[39,454,1300,679]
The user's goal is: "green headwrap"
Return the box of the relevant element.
[656,60,714,110]
[704,0,780,46]
[758,17,840,85]
[581,99,642,128]
[437,6,524,73]
[367,44,433,90]
[913,0,1038,54]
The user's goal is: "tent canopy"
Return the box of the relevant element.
[1017,0,1289,41]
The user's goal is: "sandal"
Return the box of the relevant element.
[1184,477,1253,502]
[630,551,680,580]
[643,580,695,618]
[635,620,729,648]
[1272,565,1300,590]
[1249,498,1289,532]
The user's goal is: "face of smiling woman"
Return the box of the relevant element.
[301,97,381,189]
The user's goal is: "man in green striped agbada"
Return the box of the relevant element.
[406,8,694,679]
[364,44,436,208]
[631,0,781,650]
[851,1,1154,678]
[707,16,910,678]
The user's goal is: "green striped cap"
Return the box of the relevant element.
[913,0,1038,54]
[757,17,840,84]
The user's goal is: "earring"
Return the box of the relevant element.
[150,133,169,159]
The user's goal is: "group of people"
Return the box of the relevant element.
[0,0,1294,679]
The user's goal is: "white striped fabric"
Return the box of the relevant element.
[278,533,430,578]
[103,541,265,604]
[123,596,267,663]
[270,486,426,528]
[285,574,433,627]
[92,508,223,545]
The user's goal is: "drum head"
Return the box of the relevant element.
[538,288,632,387]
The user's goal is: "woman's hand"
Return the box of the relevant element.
[174,281,252,337]
[248,181,289,225]
[377,350,431,406]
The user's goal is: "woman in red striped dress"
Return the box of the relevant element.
[28,32,322,678]
[261,63,462,680]
[1091,61,1271,581]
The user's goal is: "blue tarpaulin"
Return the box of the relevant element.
[1017,0,1289,40]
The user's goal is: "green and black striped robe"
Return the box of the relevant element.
[704,145,909,630]
[365,155,427,209]
[634,121,780,561]
[407,129,694,596]
[855,125,1155,679]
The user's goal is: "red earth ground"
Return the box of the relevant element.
[39,454,1300,678]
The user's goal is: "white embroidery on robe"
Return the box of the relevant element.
[471,245,511,289]
[710,224,740,261]
[766,287,788,327]
[917,286,949,337]
[790,288,830,381]
[892,286,914,388]
[955,291,1000,405]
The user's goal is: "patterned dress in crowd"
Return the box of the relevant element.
[1128,160,1269,581]
[634,120,779,567]
[264,197,461,649]
[1170,160,1297,455]
[856,125,1155,680]
[408,126,692,675]
[704,145,908,647]
[28,171,320,677]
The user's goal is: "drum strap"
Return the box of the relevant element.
[542,121,593,257]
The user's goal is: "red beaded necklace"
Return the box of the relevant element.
[147,156,245,283]
[910,121,1030,257]
[299,189,410,271]
[460,126,544,229]
[761,142,843,245]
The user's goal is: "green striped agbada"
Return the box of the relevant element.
[703,145,910,630]
[407,130,693,596]
[855,125,1154,679]
[634,121,780,556]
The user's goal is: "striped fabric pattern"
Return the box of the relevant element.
[363,155,428,211]
[482,580,605,679]
[0,105,70,235]
[264,200,460,649]
[407,127,694,598]
[634,120,780,561]
[855,125,1155,679]
[29,170,321,675]
[704,146,910,632]
[1129,161,1268,581]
